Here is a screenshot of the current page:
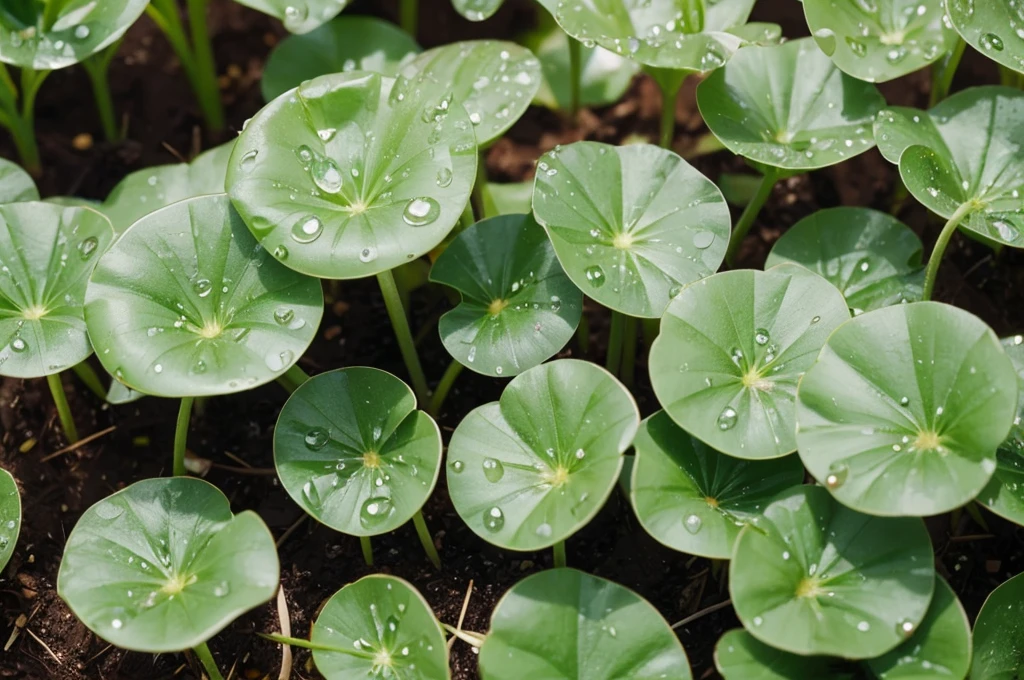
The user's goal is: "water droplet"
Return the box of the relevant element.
[899,396,910,406]
[213,581,230,597]
[754,328,770,345]
[10,338,26,353]
[402,197,440,227]
[886,46,908,64]
[94,501,124,520]
[78,236,99,260]
[311,157,343,193]
[191,359,207,375]
[301,480,322,507]
[683,514,702,534]
[482,458,504,482]
[305,428,329,450]
[317,127,337,142]
[74,25,90,40]
[483,506,504,532]
[153,364,163,374]
[574,448,586,460]
[845,37,867,57]
[359,246,377,263]
[825,463,849,489]
[980,33,1004,51]
[535,522,553,538]
[111,618,123,629]
[239,150,258,172]
[753,616,763,627]
[897,619,914,636]
[857,620,871,632]
[436,167,453,187]
[274,307,294,325]
[811,315,821,324]
[692,231,715,249]
[291,215,324,243]
[360,496,393,526]
[717,407,738,431]
[584,264,605,287]
[295,145,314,165]
[266,348,295,371]
[192,278,212,298]
[450,460,465,473]
[273,245,289,260]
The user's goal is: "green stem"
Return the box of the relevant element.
[605,311,625,376]
[930,37,966,107]
[0,65,47,174]
[553,541,566,568]
[642,318,659,350]
[277,363,311,394]
[82,54,119,141]
[71,362,108,401]
[360,535,374,566]
[658,78,683,149]
[620,315,638,388]
[922,202,975,301]
[575,312,589,355]
[192,641,225,680]
[377,269,430,404]
[185,0,224,131]
[46,373,78,443]
[399,0,418,37]
[429,359,464,416]
[470,151,491,222]
[412,511,441,569]
[173,397,195,477]
[567,37,581,118]
[725,169,778,267]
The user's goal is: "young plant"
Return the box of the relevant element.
[273,367,443,567]
[944,0,1024,82]
[0,468,20,571]
[796,301,1018,516]
[57,477,279,680]
[695,37,885,265]
[235,0,349,34]
[0,202,115,442]
[873,87,1024,299]
[978,335,1024,525]
[84,194,323,476]
[971,571,1024,679]
[648,265,850,460]
[226,70,477,404]
[0,157,38,202]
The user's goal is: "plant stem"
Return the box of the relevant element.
[399,0,418,37]
[412,511,441,569]
[576,312,589,355]
[930,37,966,107]
[470,151,491,222]
[922,202,975,301]
[567,37,581,118]
[185,0,224,131]
[192,641,225,680]
[360,535,374,566]
[277,363,311,394]
[658,78,683,149]
[0,65,48,174]
[81,42,122,141]
[725,169,778,267]
[606,311,625,376]
[71,362,108,401]
[46,374,78,443]
[377,269,430,404]
[429,359,464,416]
[173,397,195,477]
[553,540,566,568]
[620,315,638,388]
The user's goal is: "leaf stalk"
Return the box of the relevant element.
[173,396,195,476]
[46,373,78,443]
[377,269,431,404]
[725,168,778,267]
[922,201,976,301]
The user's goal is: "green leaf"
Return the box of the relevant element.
[0,202,114,378]
[0,0,148,69]
[488,181,534,217]
[532,141,730,319]
[804,0,958,82]
[480,568,692,680]
[233,0,349,34]
[446,359,639,551]
[56,477,279,652]
[649,265,850,460]
[729,485,934,659]
[261,16,421,102]
[274,367,441,536]
[765,207,924,313]
[873,87,1024,247]
[0,468,20,572]
[796,301,1018,516]
[715,629,859,679]
[945,0,1024,76]
[0,157,38,202]
[106,377,144,405]
[978,335,1024,526]
[696,37,885,170]
[453,0,503,21]
[631,411,805,559]
[103,142,234,234]
[226,71,477,280]
[396,41,541,147]
[309,574,449,679]
[429,214,583,377]
[972,571,1024,680]
[84,194,323,398]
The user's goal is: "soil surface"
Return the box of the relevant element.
[2,1,1023,679]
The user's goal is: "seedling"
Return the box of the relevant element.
[446,359,638,564]
[226,70,477,403]
[945,0,1024,79]
[0,202,115,442]
[0,468,20,572]
[978,335,1024,526]
[0,157,38,202]
[765,207,924,313]
[236,0,349,34]
[796,301,1018,516]
[57,477,279,680]
[730,485,935,658]
[696,37,885,264]
[874,86,1024,299]
[649,265,850,460]
[630,411,804,559]
[274,367,443,567]
[971,571,1024,679]
[84,194,323,476]
[479,568,692,679]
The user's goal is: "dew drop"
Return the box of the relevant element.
[302,480,322,508]
[239,150,258,172]
[360,496,393,526]
[304,428,329,450]
[825,463,849,489]
[683,514,702,534]
[213,581,230,597]
[359,246,377,263]
[10,337,26,353]
[74,25,91,40]
[692,231,715,249]
[274,307,295,325]
[857,621,871,632]
[111,618,123,629]
[483,506,504,532]
[897,619,914,636]
[94,501,124,520]
[402,197,440,226]
[717,407,738,431]
[535,522,553,538]
[482,457,505,482]
[435,167,453,188]
[450,460,465,473]
[78,236,99,260]
[754,328,770,345]
[845,36,867,57]
[584,264,606,287]
[192,278,212,298]
[291,215,324,243]
[311,157,343,193]
[980,33,1004,51]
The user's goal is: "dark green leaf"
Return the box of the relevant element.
[0,157,38,202]
[971,571,1024,679]
[978,335,1024,526]
[945,0,1024,76]
[715,629,858,679]
[0,468,19,572]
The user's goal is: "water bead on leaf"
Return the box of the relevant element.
[234,0,349,35]
[976,336,1024,526]
[971,572,1024,679]
[945,0,1024,75]
[0,470,20,572]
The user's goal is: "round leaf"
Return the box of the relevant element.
[57,477,280,653]
[480,568,692,680]
[715,629,856,679]
[730,485,934,659]
[261,16,420,102]
[85,194,323,398]
[796,301,1018,516]
[804,0,957,82]
[429,214,583,377]
[631,410,805,559]
[532,141,730,319]
[226,71,477,280]
[0,157,38,203]
[453,0,503,22]
[0,468,20,572]
[274,367,441,536]
[310,575,449,679]
[234,0,348,34]
[945,0,1024,76]
[0,202,114,378]
[696,38,885,171]
[971,571,1024,680]
[873,87,1024,247]
[446,359,639,551]
[978,335,1024,526]
[765,207,924,313]
[649,266,851,460]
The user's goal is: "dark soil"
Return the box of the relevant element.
[2,1,1023,679]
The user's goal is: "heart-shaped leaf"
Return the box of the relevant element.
[978,335,1024,526]
[0,0,148,69]
[873,87,1024,247]
[696,37,885,171]
[453,0,503,21]
[261,16,421,102]
[274,367,441,536]
[532,141,731,319]
[396,40,541,147]
[84,194,323,398]
[796,301,1018,516]
[480,568,692,680]
[0,202,114,378]
[630,410,805,559]
[945,0,1024,76]
[0,468,20,572]
[226,71,477,280]
[765,207,924,313]
[446,359,639,551]
[233,0,348,34]
[730,485,934,659]
[972,571,1024,680]
[429,214,583,377]
[57,477,279,652]
[649,265,851,460]
[0,157,38,203]
[804,0,958,82]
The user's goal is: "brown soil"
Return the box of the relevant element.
[2,1,1023,679]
